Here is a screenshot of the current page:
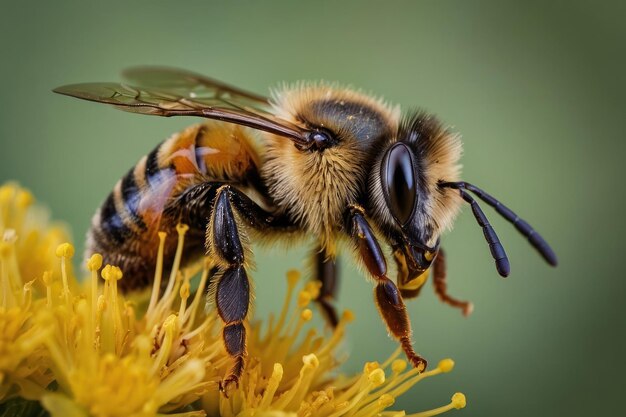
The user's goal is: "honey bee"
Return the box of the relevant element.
[54,67,557,390]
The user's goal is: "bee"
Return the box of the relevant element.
[54,67,557,390]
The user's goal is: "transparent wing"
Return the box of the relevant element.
[54,70,307,142]
[122,66,268,106]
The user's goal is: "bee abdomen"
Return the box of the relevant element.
[88,142,166,259]
[87,122,264,290]
[97,191,132,245]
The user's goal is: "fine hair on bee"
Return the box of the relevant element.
[54,67,557,392]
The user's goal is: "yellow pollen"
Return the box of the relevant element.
[378,394,395,408]
[42,271,53,286]
[273,362,284,377]
[180,281,190,300]
[176,223,189,234]
[42,271,53,307]
[286,269,301,286]
[178,278,191,322]
[102,265,123,281]
[303,353,320,368]
[87,254,103,271]
[364,361,380,374]
[97,294,107,311]
[392,359,408,373]
[55,242,75,258]
[438,359,455,373]
[304,280,322,299]
[368,368,386,386]
[452,393,466,409]
[163,314,178,329]
[342,310,355,322]
[301,308,313,321]
[298,290,312,307]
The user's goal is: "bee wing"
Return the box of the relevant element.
[122,66,268,105]
[54,76,308,143]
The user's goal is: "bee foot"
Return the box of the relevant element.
[462,302,474,317]
[409,356,427,373]
[219,376,239,397]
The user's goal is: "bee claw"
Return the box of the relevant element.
[462,302,474,317]
[401,340,428,372]
[219,376,239,396]
[410,356,428,373]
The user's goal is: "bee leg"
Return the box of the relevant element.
[313,248,340,327]
[345,206,427,372]
[432,248,473,316]
[208,186,252,394]
[202,184,296,393]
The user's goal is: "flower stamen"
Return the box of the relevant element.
[405,393,467,417]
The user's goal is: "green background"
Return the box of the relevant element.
[1,1,624,416]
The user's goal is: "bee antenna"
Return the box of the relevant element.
[448,187,511,277]
[440,181,558,268]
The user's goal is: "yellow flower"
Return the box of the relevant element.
[0,182,467,417]
[0,182,67,401]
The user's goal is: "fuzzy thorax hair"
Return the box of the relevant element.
[262,83,400,253]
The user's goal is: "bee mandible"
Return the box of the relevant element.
[54,67,557,390]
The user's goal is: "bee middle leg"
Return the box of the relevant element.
[312,248,340,327]
[345,205,427,372]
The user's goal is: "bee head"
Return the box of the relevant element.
[370,111,558,277]
[368,111,463,272]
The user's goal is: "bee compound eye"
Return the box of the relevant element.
[381,142,417,225]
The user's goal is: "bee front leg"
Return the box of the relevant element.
[345,205,427,372]
[432,248,473,316]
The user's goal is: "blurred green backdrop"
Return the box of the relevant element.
[1,1,624,416]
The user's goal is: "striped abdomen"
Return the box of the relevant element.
[87,122,262,290]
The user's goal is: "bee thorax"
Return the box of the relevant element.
[262,139,366,251]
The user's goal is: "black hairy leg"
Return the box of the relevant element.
[202,184,294,394]
[345,205,427,372]
[312,247,340,327]
[209,186,249,393]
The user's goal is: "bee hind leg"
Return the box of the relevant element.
[203,183,296,393]
[432,248,473,316]
[208,187,250,394]
[345,205,427,372]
